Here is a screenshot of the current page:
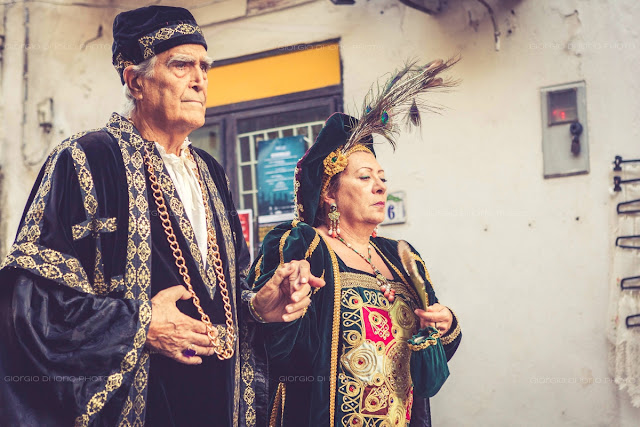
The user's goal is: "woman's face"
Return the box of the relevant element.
[328,151,387,228]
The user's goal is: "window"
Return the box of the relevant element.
[198,41,343,251]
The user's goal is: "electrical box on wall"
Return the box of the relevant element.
[540,81,589,178]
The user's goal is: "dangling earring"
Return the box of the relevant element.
[371,226,378,238]
[328,203,340,238]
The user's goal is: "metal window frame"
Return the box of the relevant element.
[203,85,343,204]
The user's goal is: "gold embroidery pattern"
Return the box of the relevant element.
[341,272,414,297]
[337,272,420,427]
[407,336,440,351]
[73,113,156,426]
[110,275,124,293]
[319,234,342,427]
[75,301,152,427]
[72,217,117,241]
[69,143,98,218]
[138,23,204,60]
[68,142,112,296]
[278,230,292,266]
[240,323,256,427]
[113,52,134,78]
[93,244,107,295]
[441,310,461,345]
[1,242,92,293]
[304,233,321,260]
[253,255,263,286]
[4,131,96,284]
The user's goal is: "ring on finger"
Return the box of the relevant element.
[182,346,197,358]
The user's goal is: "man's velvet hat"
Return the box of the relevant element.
[112,6,207,84]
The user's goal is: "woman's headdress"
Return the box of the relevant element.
[294,58,459,225]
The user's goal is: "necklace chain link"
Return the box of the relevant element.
[336,235,396,301]
[143,143,235,360]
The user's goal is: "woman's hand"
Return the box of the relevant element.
[414,303,453,335]
[146,285,217,365]
[252,260,325,322]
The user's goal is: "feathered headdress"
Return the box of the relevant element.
[344,57,459,152]
[293,57,459,225]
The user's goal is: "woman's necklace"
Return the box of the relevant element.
[336,235,396,302]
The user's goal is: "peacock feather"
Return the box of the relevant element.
[343,57,460,152]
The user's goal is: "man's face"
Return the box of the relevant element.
[138,44,212,135]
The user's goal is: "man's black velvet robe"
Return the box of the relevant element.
[0,114,268,426]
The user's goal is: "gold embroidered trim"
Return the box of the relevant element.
[1,242,92,293]
[72,217,117,241]
[113,52,134,78]
[70,143,98,218]
[138,23,204,60]
[319,234,342,427]
[304,233,321,260]
[87,113,154,425]
[240,323,257,427]
[74,301,152,426]
[441,310,461,345]
[340,271,412,296]
[337,284,418,425]
[411,252,432,285]
[253,255,263,287]
[407,333,441,351]
[269,382,286,427]
[278,230,292,266]
[109,275,124,293]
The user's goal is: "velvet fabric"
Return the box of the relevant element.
[408,326,450,398]
[0,115,268,426]
[112,6,207,84]
[248,221,461,426]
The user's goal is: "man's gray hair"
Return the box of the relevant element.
[121,56,157,117]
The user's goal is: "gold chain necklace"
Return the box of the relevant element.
[143,143,235,360]
[336,236,396,302]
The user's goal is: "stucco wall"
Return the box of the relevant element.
[2,0,639,425]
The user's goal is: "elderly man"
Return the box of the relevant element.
[0,6,322,426]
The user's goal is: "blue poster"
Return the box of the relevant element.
[257,135,307,224]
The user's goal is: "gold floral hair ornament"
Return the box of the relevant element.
[320,144,373,198]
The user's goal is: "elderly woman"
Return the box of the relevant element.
[249,62,462,427]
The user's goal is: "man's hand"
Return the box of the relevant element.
[414,303,453,335]
[146,285,218,365]
[252,260,325,323]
